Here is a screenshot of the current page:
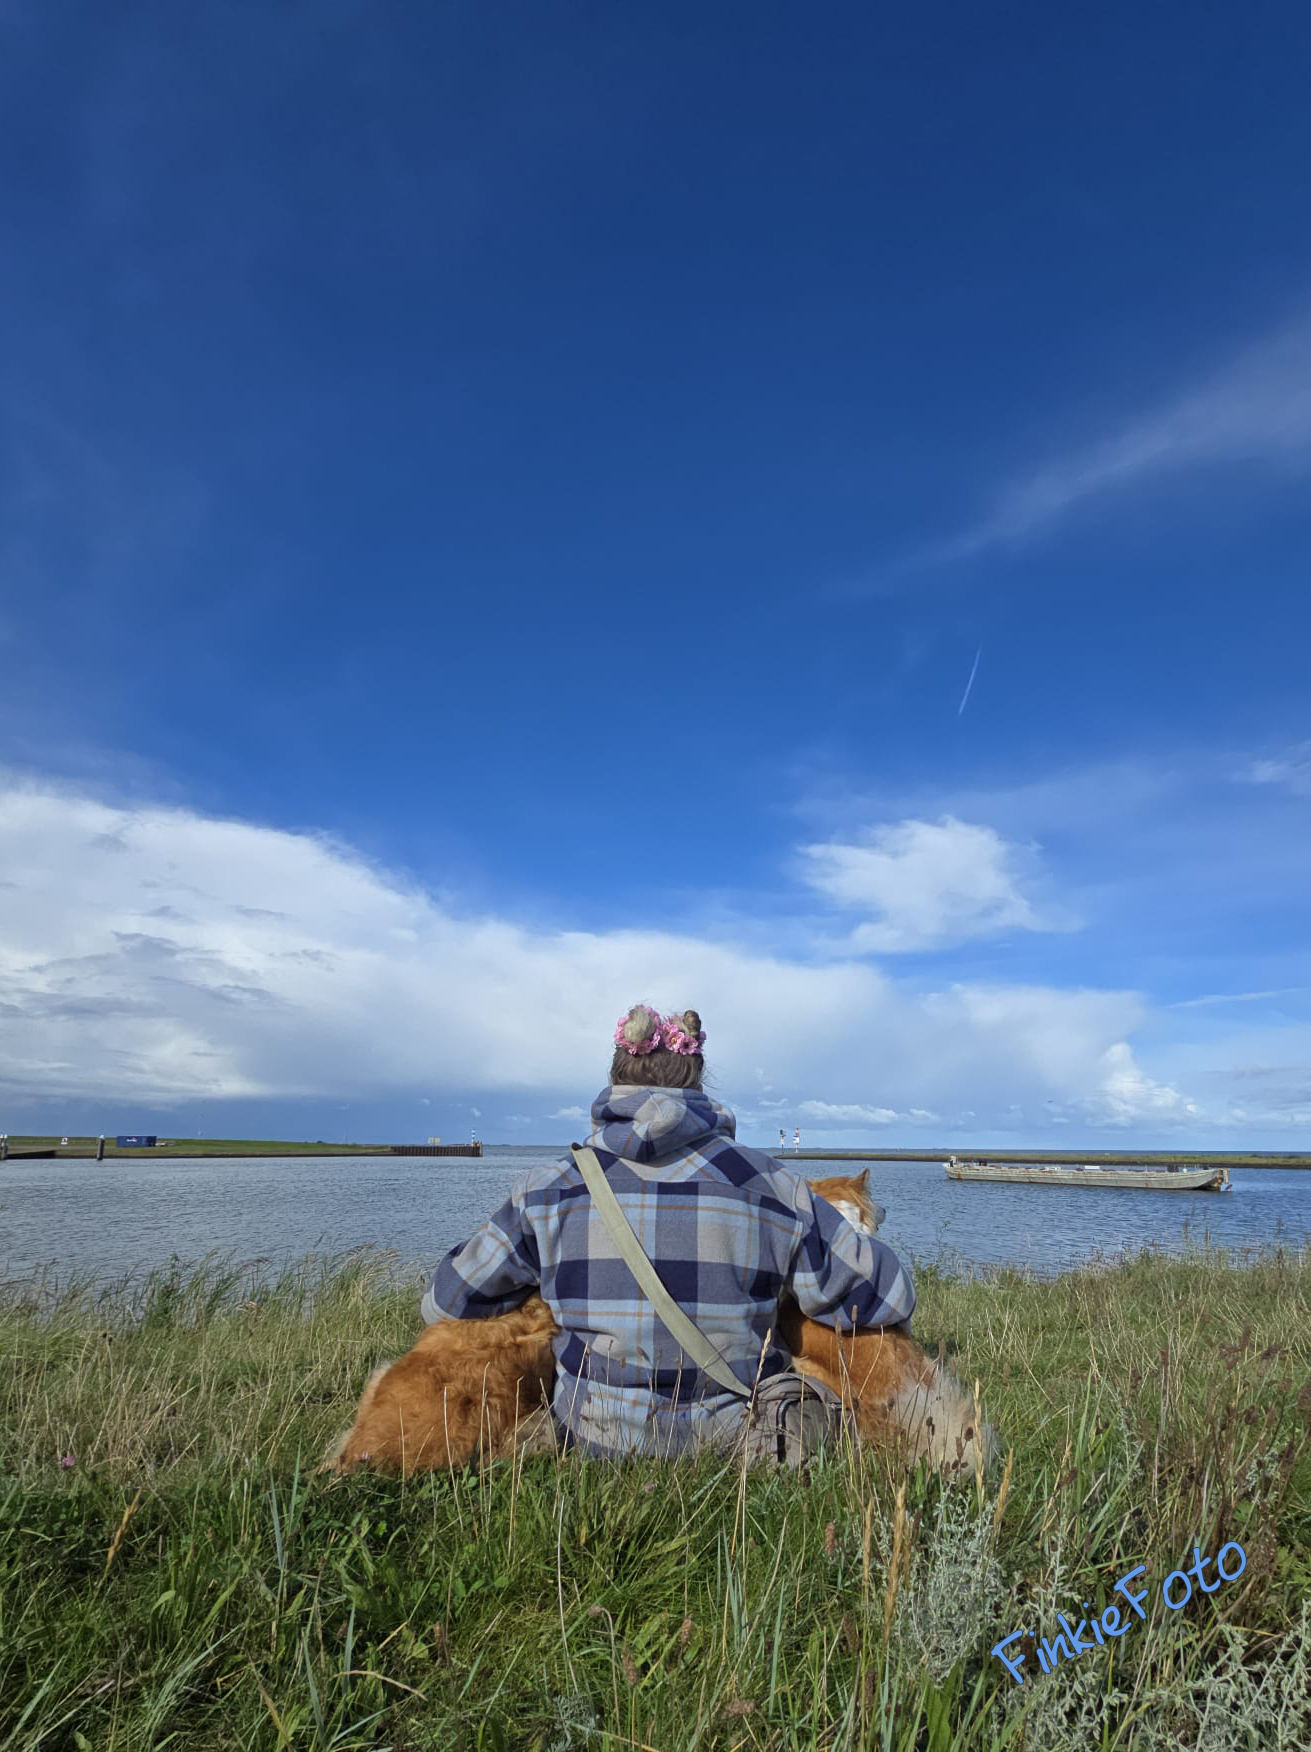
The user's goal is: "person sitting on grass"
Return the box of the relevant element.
[420,1003,915,1462]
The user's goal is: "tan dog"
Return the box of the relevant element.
[787,1174,991,1473]
[328,1170,990,1475]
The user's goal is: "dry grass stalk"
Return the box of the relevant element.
[882,1480,907,1649]
[101,1486,142,1581]
[991,1446,1014,1539]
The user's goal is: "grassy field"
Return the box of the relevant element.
[2,1245,1308,1751]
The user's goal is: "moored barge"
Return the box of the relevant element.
[944,1157,1230,1191]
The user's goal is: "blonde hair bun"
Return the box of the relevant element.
[620,1003,661,1050]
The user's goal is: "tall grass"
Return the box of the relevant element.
[1,1243,1307,1750]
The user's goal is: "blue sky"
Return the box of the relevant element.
[3,2,1310,1147]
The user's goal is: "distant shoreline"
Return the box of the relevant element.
[3,1135,399,1160]
[5,1135,1311,1169]
[790,1147,1311,1169]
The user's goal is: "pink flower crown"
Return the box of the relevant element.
[614,1006,706,1057]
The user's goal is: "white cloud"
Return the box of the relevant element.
[798,1100,901,1126]
[0,775,1229,1138]
[1240,742,1311,797]
[792,1101,943,1130]
[549,1105,587,1122]
[917,986,1194,1129]
[0,777,883,1106]
[1086,1042,1196,1127]
[800,816,1064,952]
[933,311,1311,559]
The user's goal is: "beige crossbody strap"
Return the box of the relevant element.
[570,1145,749,1399]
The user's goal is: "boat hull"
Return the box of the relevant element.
[943,1161,1229,1191]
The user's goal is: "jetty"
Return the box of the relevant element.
[389,1142,483,1158]
[944,1157,1230,1191]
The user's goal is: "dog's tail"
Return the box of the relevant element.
[894,1361,997,1476]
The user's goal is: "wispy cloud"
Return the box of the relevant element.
[957,645,982,716]
[1172,987,1309,1010]
[1239,741,1311,797]
[928,310,1311,561]
[798,1100,901,1126]
[795,1100,943,1128]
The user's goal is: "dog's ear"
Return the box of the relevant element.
[857,1169,870,1189]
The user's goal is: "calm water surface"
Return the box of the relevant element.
[3,1148,1309,1289]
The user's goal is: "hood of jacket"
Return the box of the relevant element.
[587,1084,736,1164]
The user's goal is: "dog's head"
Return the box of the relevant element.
[808,1168,886,1236]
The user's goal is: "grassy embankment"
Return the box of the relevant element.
[3,1137,387,1159]
[9,1135,1311,1167]
[2,1244,1308,1751]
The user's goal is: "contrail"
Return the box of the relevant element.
[958,644,982,716]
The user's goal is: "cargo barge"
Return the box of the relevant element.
[944,1157,1230,1191]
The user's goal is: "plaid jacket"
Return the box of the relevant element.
[420,1085,916,1456]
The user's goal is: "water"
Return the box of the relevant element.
[3,1148,1308,1290]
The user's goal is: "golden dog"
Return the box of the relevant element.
[328,1171,990,1475]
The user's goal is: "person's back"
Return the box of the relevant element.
[422,1004,915,1457]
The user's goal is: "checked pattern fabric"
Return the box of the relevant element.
[421,1085,916,1457]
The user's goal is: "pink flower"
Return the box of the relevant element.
[615,1005,663,1055]
[661,1019,706,1056]
[615,1006,706,1057]
[59,1454,76,1469]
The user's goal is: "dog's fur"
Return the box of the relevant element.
[328,1170,991,1476]
[785,1174,991,1473]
